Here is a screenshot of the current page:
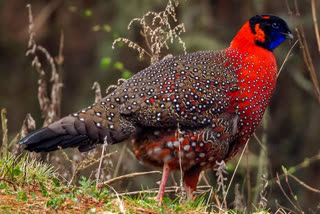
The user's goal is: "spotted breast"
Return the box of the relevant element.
[20,14,293,202]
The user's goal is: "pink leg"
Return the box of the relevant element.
[155,162,171,203]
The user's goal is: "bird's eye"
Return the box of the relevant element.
[272,23,279,29]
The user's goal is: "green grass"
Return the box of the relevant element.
[0,151,220,213]
[0,152,55,186]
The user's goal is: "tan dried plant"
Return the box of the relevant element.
[25,4,64,127]
[112,0,186,64]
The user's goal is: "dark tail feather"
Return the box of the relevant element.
[20,116,100,152]
[20,111,137,152]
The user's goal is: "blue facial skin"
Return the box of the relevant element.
[268,29,287,50]
[249,15,293,51]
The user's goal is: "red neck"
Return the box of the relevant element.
[229,22,272,56]
[225,21,278,142]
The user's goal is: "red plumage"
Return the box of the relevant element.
[20,15,292,202]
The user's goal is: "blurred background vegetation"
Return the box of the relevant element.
[0,0,319,212]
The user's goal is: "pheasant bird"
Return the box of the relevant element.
[20,15,292,201]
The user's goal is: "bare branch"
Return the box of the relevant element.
[0,109,8,155]
[277,40,298,78]
[288,173,320,194]
[20,114,36,138]
[96,144,106,190]
[223,139,249,208]
[276,173,301,213]
[311,0,320,52]
[113,0,186,64]
[98,171,161,188]
[26,4,64,126]
[92,82,102,103]
[292,0,320,104]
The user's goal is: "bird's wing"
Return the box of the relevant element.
[112,50,239,128]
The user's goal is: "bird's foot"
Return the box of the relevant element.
[154,195,163,206]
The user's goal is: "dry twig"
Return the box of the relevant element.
[288,173,320,194]
[112,0,186,64]
[222,138,249,208]
[258,175,269,209]
[26,4,64,126]
[276,172,304,214]
[277,40,299,77]
[96,144,107,190]
[0,109,8,156]
[311,0,320,52]
[92,82,102,103]
[98,171,161,188]
[117,185,211,197]
[286,0,320,104]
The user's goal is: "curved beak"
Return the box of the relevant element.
[282,31,294,40]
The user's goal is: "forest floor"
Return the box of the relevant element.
[0,183,209,213]
[0,152,211,213]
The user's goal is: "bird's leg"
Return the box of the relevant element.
[183,167,201,201]
[155,162,171,203]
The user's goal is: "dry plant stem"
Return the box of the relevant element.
[52,31,64,119]
[284,172,303,212]
[20,114,36,139]
[289,0,320,104]
[245,147,251,207]
[27,0,62,36]
[170,172,178,186]
[294,27,320,103]
[205,187,214,212]
[113,0,186,64]
[253,133,267,151]
[258,175,269,209]
[98,160,157,188]
[276,207,296,214]
[253,112,269,205]
[214,160,228,209]
[276,173,304,214]
[222,138,249,208]
[96,144,106,190]
[26,4,63,126]
[8,134,20,151]
[1,155,16,179]
[68,164,79,186]
[56,31,64,66]
[59,146,116,185]
[199,171,210,186]
[277,40,298,77]
[233,183,245,212]
[119,189,177,197]
[108,185,126,213]
[113,144,126,178]
[311,0,320,52]
[1,109,8,156]
[288,173,320,193]
[176,124,184,200]
[259,151,320,189]
[11,114,36,154]
[92,82,102,103]
[118,185,211,197]
[98,171,161,188]
[125,146,137,160]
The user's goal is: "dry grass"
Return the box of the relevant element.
[112,0,186,64]
[0,184,107,214]
[285,0,320,104]
[26,4,64,127]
